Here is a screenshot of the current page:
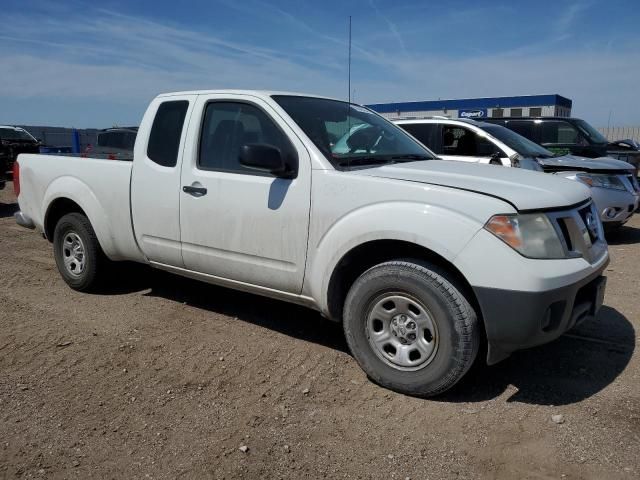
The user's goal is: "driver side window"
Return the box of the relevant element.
[198,102,292,174]
[540,121,581,145]
[442,126,501,157]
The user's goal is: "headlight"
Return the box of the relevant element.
[485,213,565,259]
[575,173,626,191]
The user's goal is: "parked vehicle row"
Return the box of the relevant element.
[14,90,608,397]
[395,118,640,229]
[93,127,137,160]
[0,126,40,190]
[483,116,640,173]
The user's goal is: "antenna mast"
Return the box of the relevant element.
[348,15,352,104]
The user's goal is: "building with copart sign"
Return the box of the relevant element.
[367,94,572,120]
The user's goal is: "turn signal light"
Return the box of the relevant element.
[485,215,522,249]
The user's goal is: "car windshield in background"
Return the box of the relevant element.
[97,130,137,150]
[573,119,608,144]
[482,124,555,158]
[0,128,36,141]
[272,95,434,169]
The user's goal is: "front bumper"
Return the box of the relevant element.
[590,187,639,225]
[475,261,608,365]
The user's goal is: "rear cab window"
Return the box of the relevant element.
[147,101,189,167]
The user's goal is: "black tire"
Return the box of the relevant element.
[343,260,479,397]
[53,212,106,292]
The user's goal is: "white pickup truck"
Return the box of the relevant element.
[14,90,609,396]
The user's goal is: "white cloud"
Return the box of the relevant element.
[553,1,594,36]
[0,2,638,126]
[368,0,407,56]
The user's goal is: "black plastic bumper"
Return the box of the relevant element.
[474,263,608,365]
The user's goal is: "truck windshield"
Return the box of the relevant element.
[272,95,434,169]
[0,128,36,141]
[573,119,608,144]
[482,124,555,158]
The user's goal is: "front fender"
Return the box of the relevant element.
[304,201,483,314]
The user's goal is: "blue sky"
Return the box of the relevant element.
[1,0,639,128]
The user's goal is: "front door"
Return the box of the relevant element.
[179,94,311,293]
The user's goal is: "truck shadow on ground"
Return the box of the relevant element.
[99,263,634,406]
[0,201,18,218]
[100,263,349,353]
[440,305,635,405]
[605,225,640,245]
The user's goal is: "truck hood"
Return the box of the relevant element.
[537,154,634,172]
[350,160,590,211]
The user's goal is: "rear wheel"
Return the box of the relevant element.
[53,213,106,291]
[343,260,479,397]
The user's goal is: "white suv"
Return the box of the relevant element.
[396,118,640,228]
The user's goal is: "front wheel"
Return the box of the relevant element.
[53,213,107,292]
[343,260,480,397]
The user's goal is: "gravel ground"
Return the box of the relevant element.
[0,187,638,479]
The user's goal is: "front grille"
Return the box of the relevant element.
[547,202,606,264]
[577,205,599,244]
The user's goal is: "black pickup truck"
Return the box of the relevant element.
[483,117,640,174]
[0,126,40,190]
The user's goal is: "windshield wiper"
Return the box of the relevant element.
[335,153,431,168]
[335,156,397,167]
[389,154,432,161]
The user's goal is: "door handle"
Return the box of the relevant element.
[183,185,208,196]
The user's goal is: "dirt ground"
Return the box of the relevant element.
[0,186,638,480]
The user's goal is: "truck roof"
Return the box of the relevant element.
[156,90,339,101]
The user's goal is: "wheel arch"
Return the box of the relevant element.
[43,194,115,261]
[44,197,87,241]
[325,239,484,332]
[41,175,123,259]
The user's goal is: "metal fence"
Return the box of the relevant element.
[18,125,99,150]
[597,126,640,142]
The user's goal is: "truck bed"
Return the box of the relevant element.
[16,153,144,262]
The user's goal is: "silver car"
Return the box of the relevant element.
[395,118,640,229]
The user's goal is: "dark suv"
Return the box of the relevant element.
[483,117,640,173]
[0,126,40,190]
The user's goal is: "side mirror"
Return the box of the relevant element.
[239,144,296,178]
[488,152,500,165]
